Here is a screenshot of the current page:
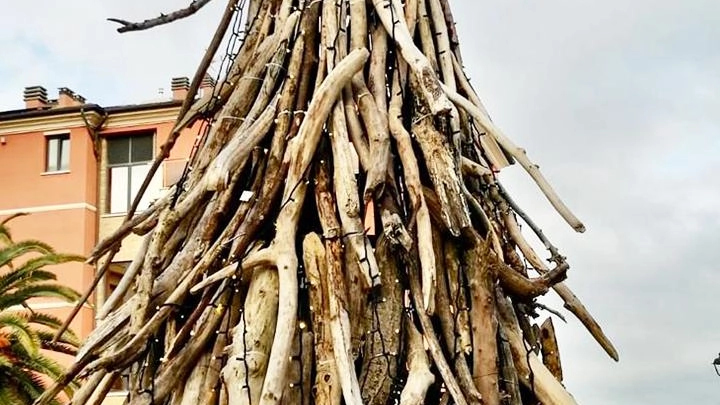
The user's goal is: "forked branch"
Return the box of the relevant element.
[108,0,215,33]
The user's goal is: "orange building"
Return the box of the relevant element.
[0,77,211,401]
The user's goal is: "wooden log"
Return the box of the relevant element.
[399,317,435,405]
[223,267,279,405]
[404,247,469,405]
[433,236,481,405]
[497,293,578,405]
[304,233,342,405]
[464,233,500,405]
[498,326,522,405]
[372,0,452,115]
[411,105,471,237]
[179,352,211,405]
[540,317,563,382]
[358,236,403,405]
[314,156,364,405]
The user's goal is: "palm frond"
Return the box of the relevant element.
[0,284,80,310]
[30,313,80,346]
[0,268,57,296]
[0,312,40,355]
[0,240,55,269]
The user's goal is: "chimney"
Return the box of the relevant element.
[200,73,216,97]
[23,86,48,109]
[58,87,79,107]
[171,77,190,101]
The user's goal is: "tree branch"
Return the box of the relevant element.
[108,0,214,33]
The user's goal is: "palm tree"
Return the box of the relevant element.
[0,217,82,404]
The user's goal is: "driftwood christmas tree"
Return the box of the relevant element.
[39,1,618,404]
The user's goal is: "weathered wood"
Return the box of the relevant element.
[464,233,500,405]
[399,318,435,405]
[55,3,616,405]
[223,267,279,405]
[540,317,564,382]
[497,294,578,405]
[358,236,403,405]
[304,233,342,405]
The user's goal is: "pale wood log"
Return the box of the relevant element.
[404,248,469,405]
[438,0,463,62]
[68,369,106,404]
[399,318,435,405]
[343,89,371,169]
[388,63,436,311]
[96,233,148,319]
[85,371,121,405]
[497,294,578,405]
[498,326,523,405]
[191,10,295,178]
[314,157,364,405]
[329,101,380,289]
[464,232,500,405]
[426,0,463,159]
[175,0,272,131]
[205,94,279,191]
[442,239,472,355]
[540,317,563,382]
[304,233,342,405]
[201,290,243,405]
[367,24,388,115]
[416,0,439,74]
[427,0,453,87]
[353,77,391,203]
[461,156,493,178]
[223,267,279,405]
[126,289,231,405]
[433,235,482,405]
[358,236,403,405]
[81,199,233,375]
[411,108,471,236]
[179,352,211,405]
[373,0,452,114]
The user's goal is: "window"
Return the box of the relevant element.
[46,134,70,172]
[107,133,162,214]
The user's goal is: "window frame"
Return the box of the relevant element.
[106,131,156,214]
[44,133,70,173]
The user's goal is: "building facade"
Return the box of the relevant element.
[0,78,210,402]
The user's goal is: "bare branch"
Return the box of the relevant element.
[108,0,214,33]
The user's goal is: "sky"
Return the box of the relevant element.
[1,1,719,403]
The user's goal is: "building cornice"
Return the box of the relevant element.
[0,109,104,136]
[0,100,183,135]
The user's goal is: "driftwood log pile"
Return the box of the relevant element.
[38,1,618,404]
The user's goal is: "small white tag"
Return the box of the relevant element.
[239,190,254,202]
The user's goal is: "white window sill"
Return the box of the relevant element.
[41,170,70,176]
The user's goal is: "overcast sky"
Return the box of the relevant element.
[2,1,719,403]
